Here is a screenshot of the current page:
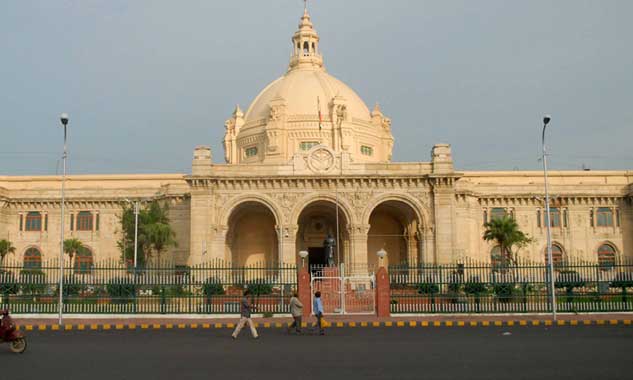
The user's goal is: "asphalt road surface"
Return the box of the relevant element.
[2,325,632,380]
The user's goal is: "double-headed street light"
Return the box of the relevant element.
[542,114,557,321]
[58,113,69,325]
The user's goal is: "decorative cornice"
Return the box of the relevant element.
[186,175,431,191]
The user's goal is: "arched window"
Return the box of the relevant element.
[303,41,310,55]
[25,211,42,231]
[23,247,42,270]
[597,244,616,270]
[596,208,614,227]
[74,246,94,274]
[312,42,316,52]
[76,211,93,231]
[545,244,564,268]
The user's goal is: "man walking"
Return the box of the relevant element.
[313,291,325,335]
[232,289,258,339]
[288,292,303,334]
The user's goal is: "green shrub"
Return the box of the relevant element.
[57,276,86,297]
[19,269,47,295]
[464,277,487,295]
[610,272,633,289]
[417,282,439,295]
[106,278,136,303]
[202,277,225,296]
[555,271,585,291]
[0,270,19,295]
[247,281,273,295]
[493,283,515,302]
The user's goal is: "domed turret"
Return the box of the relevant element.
[222,7,394,165]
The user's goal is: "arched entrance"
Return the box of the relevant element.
[226,201,279,266]
[367,200,421,268]
[295,200,350,268]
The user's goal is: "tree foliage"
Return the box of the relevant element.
[483,215,533,267]
[118,200,177,266]
[0,239,16,265]
[63,238,83,260]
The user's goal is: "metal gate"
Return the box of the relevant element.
[310,264,375,315]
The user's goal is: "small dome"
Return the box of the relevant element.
[244,69,371,125]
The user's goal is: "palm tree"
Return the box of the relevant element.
[63,238,83,269]
[0,239,16,267]
[483,215,533,267]
[144,222,177,263]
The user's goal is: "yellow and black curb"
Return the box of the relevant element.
[16,319,633,332]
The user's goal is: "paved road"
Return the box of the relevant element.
[2,326,632,380]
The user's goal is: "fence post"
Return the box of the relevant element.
[375,266,390,317]
[298,267,311,317]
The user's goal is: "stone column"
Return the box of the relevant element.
[349,224,370,273]
[279,225,298,266]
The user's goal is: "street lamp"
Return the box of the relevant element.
[377,248,387,265]
[299,250,309,268]
[58,112,69,325]
[542,114,557,321]
[124,199,140,269]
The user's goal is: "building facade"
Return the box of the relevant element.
[1,10,631,271]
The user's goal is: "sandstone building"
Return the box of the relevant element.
[1,10,631,272]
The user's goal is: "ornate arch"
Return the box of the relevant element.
[594,240,620,255]
[361,193,429,229]
[219,193,284,227]
[290,192,356,227]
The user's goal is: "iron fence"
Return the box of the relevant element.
[389,257,633,314]
[0,258,297,314]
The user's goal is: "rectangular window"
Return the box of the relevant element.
[25,212,42,231]
[96,213,100,231]
[563,209,568,228]
[299,141,319,151]
[360,145,374,156]
[70,214,74,231]
[549,208,561,227]
[490,207,507,221]
[19,214,23,231]
[44,214,48,231]
[616,209,620,227]
[245,146,258,157]
[596,207,613,227]
[76,211,93,231]
[590,209,594,227]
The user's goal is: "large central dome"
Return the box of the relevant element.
[222,9,394,165]
[244,69,371,125]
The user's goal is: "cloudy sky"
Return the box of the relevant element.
[1,0,631,175]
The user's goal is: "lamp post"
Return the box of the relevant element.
[58,112,69,325]
[377,248,387,266]
[542,114,557,321]
[124,199,140,269]
[299,250,309,268]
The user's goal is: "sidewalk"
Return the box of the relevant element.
[14,312,633,331]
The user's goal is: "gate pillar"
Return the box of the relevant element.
[375,266,390,317]
[298,267,312,317]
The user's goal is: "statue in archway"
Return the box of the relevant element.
[323,233,336,267]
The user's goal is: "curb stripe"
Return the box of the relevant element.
[15,318,633,332]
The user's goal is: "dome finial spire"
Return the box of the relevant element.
[288,1,323,71]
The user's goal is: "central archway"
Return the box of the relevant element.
[226,201,279,266]
[295,200,350,268]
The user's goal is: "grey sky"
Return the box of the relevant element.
[1,0,632,175]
